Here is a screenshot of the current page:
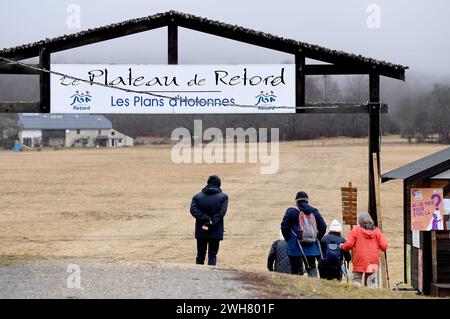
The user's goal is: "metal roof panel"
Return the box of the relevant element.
[381,147,450,183]
[18,113,112,130]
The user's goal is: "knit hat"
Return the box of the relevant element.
[295,191,309,203]
[207,175,221,188]
[329,219,343,233]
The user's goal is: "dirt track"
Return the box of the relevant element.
[0,259,262,299]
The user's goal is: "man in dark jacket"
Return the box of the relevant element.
[281,191,327,277]
[267,231,292,274]
[318,219,352,281]
[190,175,228,266]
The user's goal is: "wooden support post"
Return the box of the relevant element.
[168,23,178,65]
[373,154,382,230]
[39,47,51,113]
[368,73,380,225]
[403,183,409,284]
[295,52,305,113]
[373,153,389,289]
[431,231,438,284]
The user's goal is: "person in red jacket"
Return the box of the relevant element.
[340,212,388,288]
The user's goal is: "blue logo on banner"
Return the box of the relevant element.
[70,90,93,110]
[255,91,276,106]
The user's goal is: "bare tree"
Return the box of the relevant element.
[429,84,450,144]
[0,114,19,149]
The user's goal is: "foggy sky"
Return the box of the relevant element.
[1,0,449,82]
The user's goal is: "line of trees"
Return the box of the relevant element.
[395,83,450,144]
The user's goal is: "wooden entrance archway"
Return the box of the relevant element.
[0,10,408,224]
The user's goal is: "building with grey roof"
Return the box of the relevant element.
[18,113,133,148]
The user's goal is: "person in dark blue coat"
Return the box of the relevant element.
[281,191,327,277]
[190,175,228,266]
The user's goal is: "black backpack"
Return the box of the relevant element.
[322,243,342,268]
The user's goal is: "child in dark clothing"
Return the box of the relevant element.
[318,220,351,281]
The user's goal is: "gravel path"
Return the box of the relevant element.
[0,259,260,299]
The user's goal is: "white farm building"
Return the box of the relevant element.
[18,114,133,148]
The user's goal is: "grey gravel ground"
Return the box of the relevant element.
[0,259,259,299]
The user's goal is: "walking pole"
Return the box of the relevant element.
[292,230,310,269]
[297,239,310,268]
[385,251,390,290]
[346,261,350,284]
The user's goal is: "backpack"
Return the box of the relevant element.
[323,243,342,268]
[295,208,318,244]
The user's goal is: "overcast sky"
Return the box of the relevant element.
[1,0,449,83]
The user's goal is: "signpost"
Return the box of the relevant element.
[341,182,357,227]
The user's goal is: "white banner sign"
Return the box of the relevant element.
[50,64,295,114]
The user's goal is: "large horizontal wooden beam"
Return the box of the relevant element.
[305,64,371,75]
[298,102,388,114]
[0,102,40,113]
[0,62,398,79]
[306,64,404,80]
[0,102,387,114]
[0,63,40,75]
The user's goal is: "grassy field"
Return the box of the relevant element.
[0,136,447,289]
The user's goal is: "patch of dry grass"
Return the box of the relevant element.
[237,269,427,299]
[0,254,45,266]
